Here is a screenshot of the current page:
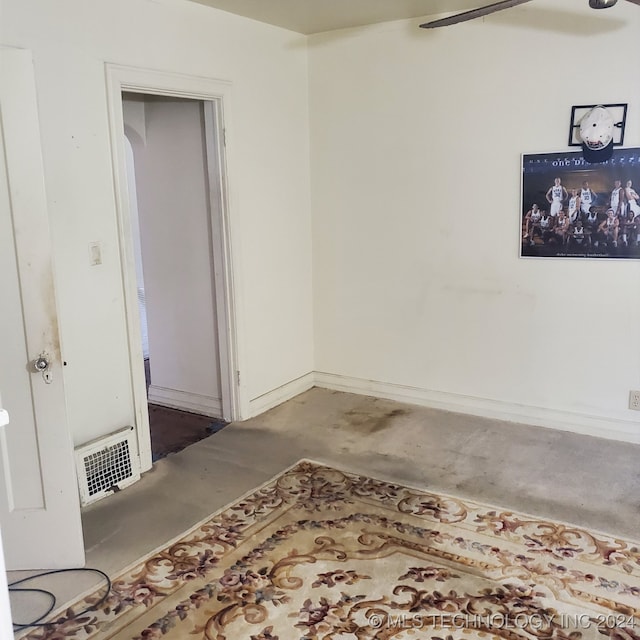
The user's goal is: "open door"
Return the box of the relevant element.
[0,48,85,570]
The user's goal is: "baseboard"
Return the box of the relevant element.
[248,372,315,417]
[147,385,222,418]
[314,372,640,445]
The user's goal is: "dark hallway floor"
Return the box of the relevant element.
[149,403,228,461]
[143,358,228,460]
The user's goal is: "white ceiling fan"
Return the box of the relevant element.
[420,0,640,28]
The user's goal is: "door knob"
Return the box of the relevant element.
[33,355,49,372]
[32,353,53,383]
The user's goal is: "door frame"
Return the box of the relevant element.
[105,65,241,472]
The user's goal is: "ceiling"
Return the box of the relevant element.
[186,0,486,35]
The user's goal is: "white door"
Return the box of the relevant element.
[0,48,85,570]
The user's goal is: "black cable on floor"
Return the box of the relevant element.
[9,567,111,631]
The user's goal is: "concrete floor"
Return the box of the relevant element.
[11,387,640,631]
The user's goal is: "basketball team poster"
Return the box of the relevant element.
[521,148,640,259]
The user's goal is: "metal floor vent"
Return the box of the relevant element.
[75,427,141,506]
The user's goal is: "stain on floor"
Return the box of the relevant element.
[343,408,407,434]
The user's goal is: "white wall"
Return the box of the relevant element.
[309,0,640,441]
[126,95,223,416]
[1,0,314,445]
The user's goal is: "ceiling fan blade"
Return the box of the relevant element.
[419,0,534,28]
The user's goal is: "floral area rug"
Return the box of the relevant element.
[19,460,640,640]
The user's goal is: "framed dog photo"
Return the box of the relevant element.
[520,148,640,259]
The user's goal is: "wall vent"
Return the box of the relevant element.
[75,427,141,506]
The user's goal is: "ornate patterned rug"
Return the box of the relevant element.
[18,460,640,640]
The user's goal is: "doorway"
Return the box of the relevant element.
[122,93,229,460]
[106,67,240,473]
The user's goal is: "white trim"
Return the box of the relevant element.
[148,386,222,418]
[248,372,315,417]
[203,102,237,422]
[104,64,242,472]
[314,372,640,445]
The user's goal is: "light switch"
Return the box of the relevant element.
[89,242,102,266]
